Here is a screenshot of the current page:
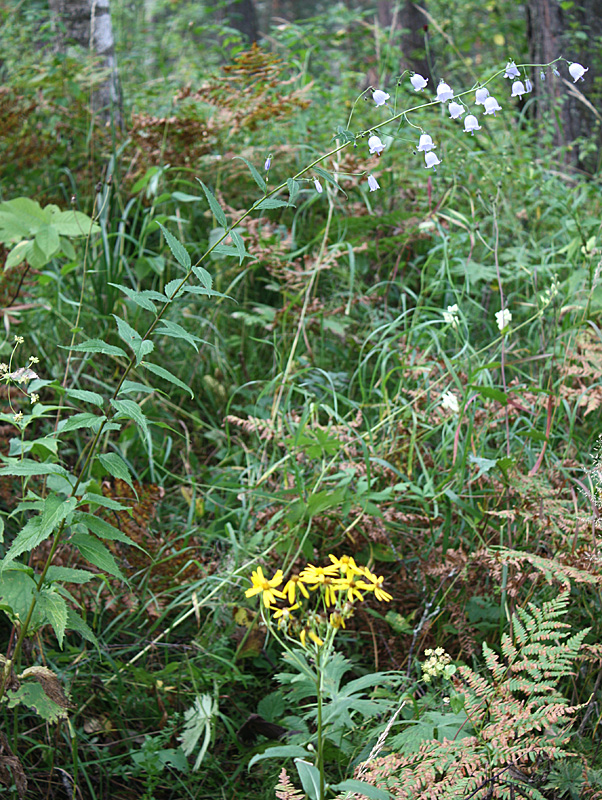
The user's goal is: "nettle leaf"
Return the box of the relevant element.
[65,388,105,407]
[57,412,106,434]
[229,230,249,265]
[97,452,135,490]
[2,495,77,571]
[108,283,164,313]
[110,398,151,444]
[75,512,144,550]
[37,589,68,648]
[155,320,202,351]
[65,339,127,358]
[70,532,127,582]
[157,222,191,270]
[233,156,267,193]
[198,181,228,228]
[112,315,154,365]
[140,361,194,398]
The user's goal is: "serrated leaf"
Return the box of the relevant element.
[198,181,228,228]
[164,278,187,299]
[233,156,267,192]
[0,459,69,477]
[6,681,69,722]
[81,492,130,512]
[97,452,135,489]
[70,533,127,582]
[108,283,162,313]
[65,388,105,407]
[140,361,194,398]
[212,244,239,258]
[157,222,191,270]
[118,380,155,396]
[112,315,154,365]
[2,495,77,571]
[192,265,212,291]
[255,197,291,210]
[66,606,98,646]
[37,589,68,648]
[110,398,150,443]
[287,178,300,203]
[64,339,127,357]
[155,320,201,351]
[75,512,143,550]
[45,565,96,585]
[57,412,106,434]
[331,779,391,799]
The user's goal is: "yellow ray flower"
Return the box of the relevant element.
[357,568,392,602]
[299,563,339,585]
[282,574,310,604]
[245,567,286,607]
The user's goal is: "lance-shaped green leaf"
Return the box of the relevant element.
[57,412,107,434]
[140,361,194,398]
[63,339,127,358]
[155,319,202,351]
[330,779,391,799]
[313,166,347,197]
[65,388,105,407]
[110,398,151,444]
[192,265,212,291]
[70,532,127,582]
[37,589,68,649]
[0,459,69,477]
[287,178,300,204]
[255,197,291,210]
[295,759,323,800]
[197,181,228,228]
[75,512,145,551]
[233,156,267,193]
[112,315,154,365]
[97,452,135,490]
[157,222,191,270]
[109,283,165,313]
[164,278,187,300]
[1,495,77,571]
[66,606,98,647]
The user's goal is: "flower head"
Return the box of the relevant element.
[357,567,392,602]
[299,563,339,585]
[373,89,390,106]
[29,393,40,404]
[483,96,502,115]
[424,151,441,170]
[464,114,481,134]
[524,78,533,93]
[495,307,512,331]
[282,574,310,604]
[441,391,459,414]
[436,81,454,102]
[410,73,428,91]
[504,61,520,79]
[568,62,588,82]
[417,133,435,152]
[264,155,272,171]
[245,567,286,608]
[368,135,385,155]
[475,87,489,105]
[511,80,526,98]
[314,178,323,194]
[443,303,460,328]
[448,101,464,119]
[367,174,380,192]
[328,553,363,578]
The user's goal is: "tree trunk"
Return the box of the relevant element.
[378,0,430,81]
[48,0,122,129]
[227,0,259,44]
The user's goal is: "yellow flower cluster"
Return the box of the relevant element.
[244,554,392,647]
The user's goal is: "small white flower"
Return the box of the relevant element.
[424,151,441,170]
[495,308,512,331]
[314,178,323,194]
[443,303,460,328]
[448,101,464,119]
[441,391,459,414]
[464,114,481,134]
[511,80,526,98]
[30,392,40,405]
[373,89,390,106]
[568,62,588,82]
[368,134,385,155]
[410,73,428,91]
[436,81,454,102]
[504,61,520,79]
[367,174,380,192]
[483,96,502,115]
[524,78,533,93]
[475,87,489,105]
[417,133,436,152]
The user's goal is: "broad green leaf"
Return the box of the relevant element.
[112,315,154,365]
[6,681,69,722]
[140,361,194,398]
[0,568,40,625]
[255,198,291,210]
[35,224,60,259]
[66,607,98,646]
[212,244,240,258]
[81,492,130,511]
[65,339,127,357]
[57,412,106,434]
[108,283,163,313]
[65,388,105,407]
[468,455,498,478]
[233,156,267,192]
[157,222,191,270]
[97,452,135,489]
[198,181,228,228]
[331,779,390,799]
[110,398,150,443]
[295,759,322,800]
[48,208,100,236]
[75,512,142,550]
[45,566,97,585]
[248,745,311,770]
[2,495,77,571]
[37,589,68,648]
[118,380,155,396]
[70,533,127,582]
[155,320,201,351]
[6,240,34,268]
[0,459,69,477]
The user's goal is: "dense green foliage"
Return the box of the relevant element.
[0,1,601,799]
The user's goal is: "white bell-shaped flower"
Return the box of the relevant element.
[436,81,454,102]
[483,96,502,115]
[424,151,441,170]
[314,178,323,194]
[448,101,464,119]
[511,80,526,98]
[373,89,390,106]
[464,114,481,134]
[367,175,380,192]
[568,62,588,82]
[504,61,520,79]
[417,133,436,152]
[410,73,428,91]
[368,135,385,155]
[524,78,533,93]
[475,87,489,105]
